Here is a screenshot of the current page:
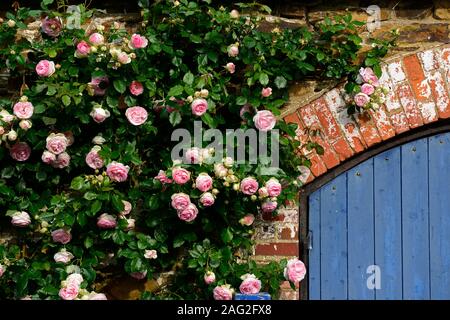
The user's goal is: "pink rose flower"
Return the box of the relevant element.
[214,163,228,178]
[261,200,278,214]
[354,92,370,107]
[284,258,307,283]
[184,147,201,164]
[66,273,83,287]
[52,229,72,244]
[10,142,31,162]
[195,173,213,192]
[199,192,215,207]
[261,87,272,97]
[125,106,148,126]
[41,17,62,37]
[239,274,261,294]
[171,193,191,211]
[359,67,379,86]
[191,98,208,116]
[155,170,173,184]
[106,161,130,182]
[253,110,276,131]
[97,213,117,229]
[90,107,110,123]
[227,45,239,57]
[204,271,216,285]
[0,265,5,278]
[121,200,132,215]
[172,167,191,185]
[11,211,31,227]
[46,133,68,155]
[117,52,131,64]
[54,250,74,264]
[129,81,144,96]
[240,177,259,195]
[75,40,90,58]
[361,83,375,95]
[42,150,56,164]
[124,218,135,231]
[59,283,79,300]
[36,60,55,77]
[129,34,148,49]
[88,32,104,45]
[13,101,34,119]
[258,187,269,198]
[52,152,70,169]
[89,76,109,96]
[19,120,32,130]
[85,147,104,169]
[177,203,199,222]
[239,214,255,226]
[213,285,233,300]
[130,271,147,280]
[144,249,157,259]
[266,178,282,197]
[225,62,235,74]
[87,292,107,300]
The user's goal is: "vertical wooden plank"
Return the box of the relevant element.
[429,132,450,299]
[374,147,403,299]
[320,174,348,299]
[308,190,321,300]
[347,159,375,300]
[401,138,430,299]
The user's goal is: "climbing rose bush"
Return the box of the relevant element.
[0,0,393,300]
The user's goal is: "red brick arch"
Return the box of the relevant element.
[283,44,450,184]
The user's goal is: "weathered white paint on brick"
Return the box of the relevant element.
[389,112,409,131]
[418,50,437,71]
[256,224,276,240]
[426,70,450,113]
[387,61,406,82]
[438,47,450,66]
[380,65,402,111]
[418,79,433,98]
[277,208,299,224]
[419,101,438,122]
[298,165,311,184]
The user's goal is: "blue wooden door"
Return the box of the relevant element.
[308,132,450,300]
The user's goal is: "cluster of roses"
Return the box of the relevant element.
[41,133,72,169]
[96,199,135,232]
[58,273,107,300]
[351,67,388,111]
[209,258,307,300]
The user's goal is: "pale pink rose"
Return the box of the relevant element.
[42,150,56,164]
[35,60,55,77]
[129,81,144,96]
[124,218,135,231]
[89,76,109,96]
[214,163,228,178]
[0,110,14,123]
[225,62,235,74]
[171,193,191,211]
[121,200,132,215]
[195,173,213,192]
[239,214,255,226]
[240,177,259,195]
[204,271,216,285]
[172,167,191,185]
[129,34,148,49]
[13,101,34,119]
[66,273,83,287]
[19,120,32,130]
[88,292,107,300]
[90,107,110,123]
[144,249,157,259]
[177,203,198,222]
[52,152,70,169]
[354,92,370,107]
[240,105,253,120]
[361,83,375,95]
[10,142,31,162]
[266,178,282,197]
[0,265,5,278]
[261,87,272,97]
[75,40,90,57]
[54,250,74,264]
[184,147,201,164]
[191,98,208,116]
[230,9,240,19]
[199,192,215,207]
[213,285,233,300]
[88,32,104,45]
[51,229,72,244]
[117,51,131,64]
[106,161,129,182]
[253,110,276,131]
[261,200,278,213]
[125,106,148,126]
[228,45,239,57]
[155,170,173,184]
[46,133,68,155]
[258,187,269,198]
[41,17,62,37]
[359,67,379,86]
[85,147,104,169]
[284,258,307,283]
[59,283,79,300]
[97,213,117,229]
[130,271,147,280]
[239,274,261,294]
[11,211,31,227]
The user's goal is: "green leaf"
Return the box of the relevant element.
[243,36,256,48]
[1,167,14,179]
[365,57,378,66]
[36,171,47,182]
[236,96,247,105]
[168,85,184,97]
[173,237,185,248]
[169,111,182,126]
[90,200,102,215]
[62,95,71,107]
[84,237,93,249]
[147,195,159,210]
[113,79,126,94]
[77,212,87,226]
[34,103,46,114]
[64,213,75,226]
[111,194,124,213]
[259,73,269,86]
[83,192,97,201]
[70,176,85,190]
[201,113,216,128]
[183,72,194,85]
[274,76,287,89]
[221,227,233,243]
[42,117,57,125]
[68,66,79,77]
